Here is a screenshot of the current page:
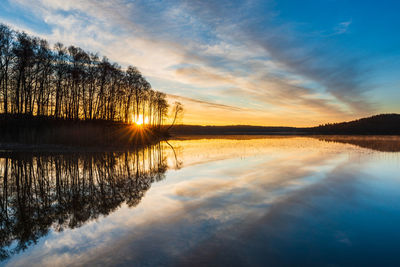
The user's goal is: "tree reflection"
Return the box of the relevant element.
[317,136,400,152]
[0,143,167,260]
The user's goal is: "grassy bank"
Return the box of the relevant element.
[0,114,169,148]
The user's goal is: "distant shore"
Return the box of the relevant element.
[169,114,400,136]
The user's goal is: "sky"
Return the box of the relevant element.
[1,0,399,126]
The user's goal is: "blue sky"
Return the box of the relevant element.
[1,0,399,126]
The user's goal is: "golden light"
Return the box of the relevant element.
[136,115,144,125]
[134,115,149,126]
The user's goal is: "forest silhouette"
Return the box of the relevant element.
[0,23,169,123]
[0,23,183,147]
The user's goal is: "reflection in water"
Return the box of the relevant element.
[0,144,167,261]
[317,135,400,152]
[1,136,400,266]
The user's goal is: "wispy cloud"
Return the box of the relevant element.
[168,94,244,112]
[3,0,377,125]
[334,20,352,35]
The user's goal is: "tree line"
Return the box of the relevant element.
[0,23,169,126]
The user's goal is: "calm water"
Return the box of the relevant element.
[1,136,400,266]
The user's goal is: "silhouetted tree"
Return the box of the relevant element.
[0,23,171,128]
[0,24,13,114]
[167,101,183,131]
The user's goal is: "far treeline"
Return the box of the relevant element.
[170,114,400,135]
[0,23,171,126]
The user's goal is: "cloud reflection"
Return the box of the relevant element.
[6,136,400,266]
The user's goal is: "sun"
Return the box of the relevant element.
[134,115,149,126]
[136,116,143,125]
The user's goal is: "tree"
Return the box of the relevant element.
[167,101,183,131]
[0,24,174,129]
[0,24,13,114]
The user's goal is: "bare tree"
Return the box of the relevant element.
[0,24,174,129]
[167,101,183,131]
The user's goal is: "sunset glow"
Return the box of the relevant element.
[134,115,149,126]
[2,0,399,126]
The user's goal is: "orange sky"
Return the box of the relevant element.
[166,95,377,127]
[4,0,400,127]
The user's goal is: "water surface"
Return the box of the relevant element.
[1,136,400,266]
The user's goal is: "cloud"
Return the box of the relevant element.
[334,20,352,35]
[168,94,244,112]
[179,1,373,114]
[3,0,376,125]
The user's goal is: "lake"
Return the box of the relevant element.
[1,136,400,266]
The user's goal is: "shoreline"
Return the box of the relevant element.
[2,134,400,154]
